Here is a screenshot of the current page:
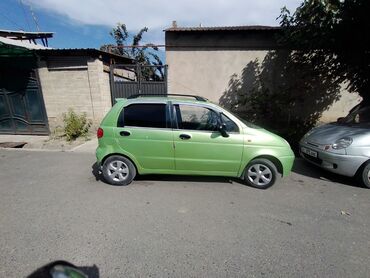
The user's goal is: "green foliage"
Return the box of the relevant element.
[100,23,164,81]
[62,109,92,141]
[278,0,370,100]
[219,50,341,152]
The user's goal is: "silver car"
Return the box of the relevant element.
[300,105,370,188]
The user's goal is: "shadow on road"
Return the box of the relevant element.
[135,174,236,184]
[91,162,102,182]
[92,162,240,186]
[27,262,99,278]
[92,160,364,189]
[79,265,100,278]
[292,158,363,188]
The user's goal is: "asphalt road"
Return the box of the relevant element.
[0,150,369,278]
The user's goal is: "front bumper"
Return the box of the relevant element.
[299,142,367,177]
[279,155,295,177]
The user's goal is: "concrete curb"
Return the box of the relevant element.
[0,139,97,153]
[0,134,97,153]
[69,138,97,153]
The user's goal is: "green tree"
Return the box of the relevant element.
[279,0,370,102]
[101,23,164,80]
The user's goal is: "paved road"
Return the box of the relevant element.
[0,150,369,278]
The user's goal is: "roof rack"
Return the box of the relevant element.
[127,94,208,102]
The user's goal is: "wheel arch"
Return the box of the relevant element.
[101,153,139,174]
[355,158,370,177]
[241,155,284,178]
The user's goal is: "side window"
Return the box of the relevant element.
[175,104,219,131]
[118,103,167,128]
[221,114,239,132]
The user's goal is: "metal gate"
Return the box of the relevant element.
[0,57,49,135]
[110,64,168,104]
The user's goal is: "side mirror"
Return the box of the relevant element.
[337,117,344,123]
[218,123,229,137]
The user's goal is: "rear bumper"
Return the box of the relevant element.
[299,143,367,177]
[95,146,104,163]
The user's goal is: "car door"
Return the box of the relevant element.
[172,103,244,176]
[115,102,175,171]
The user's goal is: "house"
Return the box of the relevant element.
[0,30,134,135]
[165,24,361,123]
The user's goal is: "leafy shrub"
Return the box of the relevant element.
[219,50,341,154]
[62,109,92,141]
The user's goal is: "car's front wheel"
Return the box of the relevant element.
[102,155,136,186]
[359,161,370,189]
[243,158,278,189]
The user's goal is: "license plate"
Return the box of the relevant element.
[301,147,318,158]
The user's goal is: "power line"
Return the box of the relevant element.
[0,11,24,30]
[29,4,41,31]
[19,0,31,31]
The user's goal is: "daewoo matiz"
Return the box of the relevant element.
[96,94,295,189]
[300,105,370,188]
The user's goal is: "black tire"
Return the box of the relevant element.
[358,161,370,189]
[243,158,278,189]
[102,155,136,186]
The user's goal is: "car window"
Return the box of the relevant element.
[220,107,261,129]
[221,113,239,132]
[342,106,370,125]
[118,103,167,128]
[175,104,219,131]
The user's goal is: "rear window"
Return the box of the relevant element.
[118,103,167,128]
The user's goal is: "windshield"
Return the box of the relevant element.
[339,106,370,126]
[221,107,261,129]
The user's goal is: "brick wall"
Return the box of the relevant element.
[38,57,112,130]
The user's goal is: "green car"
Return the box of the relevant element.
[96,94,295,189]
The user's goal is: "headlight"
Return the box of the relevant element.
[332,137,353,149]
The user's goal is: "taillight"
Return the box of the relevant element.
[97,127,104,139]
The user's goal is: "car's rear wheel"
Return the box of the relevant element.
[243,158,278,189]
[102,155,136,186]
[359,161,370,189]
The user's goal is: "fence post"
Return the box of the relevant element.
[164,65,168,94]
[109,64,115,105]
[136,64,141,94]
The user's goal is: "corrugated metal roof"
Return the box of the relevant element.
[0,36,50,50]
[0,29,53,39]
[35,48,134,62]
[164,25,282,32]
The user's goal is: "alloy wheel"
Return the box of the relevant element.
[107,160,129,182]
[247,164,272,187]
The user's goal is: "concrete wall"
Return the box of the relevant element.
[38,57,112,130]
[166,49,361,123]
[167,50,268,101]
[320,85,361,123]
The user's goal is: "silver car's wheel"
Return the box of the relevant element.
[247,164,272,186]
[107,160,129,182]
[243,158,278,189]
[102,155,136,186]
[359,162,370,189]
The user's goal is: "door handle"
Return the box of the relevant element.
[179,134,191,140]
[120,131,131,136]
